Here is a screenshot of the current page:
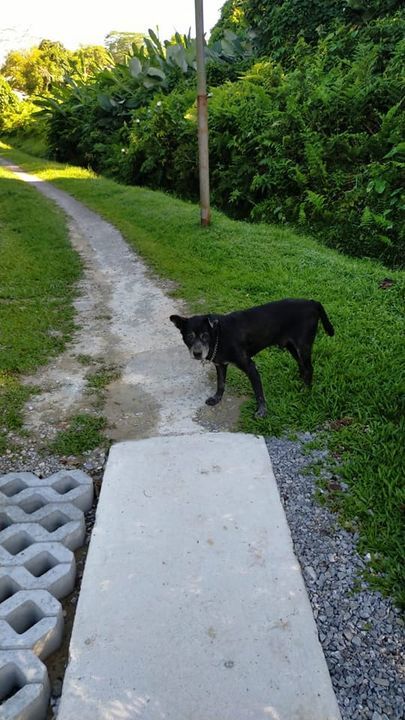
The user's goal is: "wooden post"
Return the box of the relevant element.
[195,0,211,226]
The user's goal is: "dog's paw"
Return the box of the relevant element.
[206,396,221,406]
[255,406,267,419]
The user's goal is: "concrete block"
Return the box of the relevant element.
[0,576,22,605]
[0,650,50,720]
[0,484,93,513]
[0,469,92,493]
[0,528,37,563]
[0,470,94,512]
[0,502,84,529]
[0,516,86,552]
[0,543,76,599]
[0,473,38,497]
[0,590,63,660]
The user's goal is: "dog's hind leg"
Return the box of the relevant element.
[287,341,313,386]
[299,347,313,386]
[206,363,228,406]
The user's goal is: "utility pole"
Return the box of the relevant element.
[194,0,211,226]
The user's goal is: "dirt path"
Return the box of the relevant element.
[1,159,243,717]
[1,160,242,445]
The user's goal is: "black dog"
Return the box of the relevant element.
[170,299,334,418]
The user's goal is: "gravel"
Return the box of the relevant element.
[2,429,403,720]
[266,434,404,720]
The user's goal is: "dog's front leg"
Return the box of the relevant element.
[239,358,267,418]
[206,363,227,406]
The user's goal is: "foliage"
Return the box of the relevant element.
[1,40,72,94]
[125,12,405,266]
[241,0,404,60]
[67,45,113,80]
[37,28,252,174]
[1,40,112,96]
[5,5,404,266]
[0,75,19,129]
[126,88,198,195]
[105,31,144,63]
[1,144,403,606]
[0,74,48,153]
[209,0,248,43]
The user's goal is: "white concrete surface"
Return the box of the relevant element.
[58,433,341,720]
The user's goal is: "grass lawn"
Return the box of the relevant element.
[0,142,403,607]
[0,161,82,450]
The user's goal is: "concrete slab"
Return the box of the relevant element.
[58,433,341,720]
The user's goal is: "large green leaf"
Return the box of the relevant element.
[97,94,113,110]
[128,57,142,77]
[143,76,161,89]
[166,45,188,72]
[147,66,166,80]
[148,28,164,55]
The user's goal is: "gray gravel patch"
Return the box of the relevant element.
[265,434,404,720]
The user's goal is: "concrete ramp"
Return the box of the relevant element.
[58,433,341,720]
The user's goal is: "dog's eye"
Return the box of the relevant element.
[200,332,209,342]
[186,332,195,343]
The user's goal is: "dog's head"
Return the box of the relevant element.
[170,314,218,361]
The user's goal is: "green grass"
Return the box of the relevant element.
[0,162,82,446]
[50,413,107,455]
[0,142,403,606]
[86,365,121,391]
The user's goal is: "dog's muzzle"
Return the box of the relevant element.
[190,341,209,361]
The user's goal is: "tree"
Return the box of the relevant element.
[1,40,71,94]
[105,31,144,63]
[1,50,27,92]
[0,74,19,129]
[69,46,113,79]
[1,40,113,95]
[209,0,247,44]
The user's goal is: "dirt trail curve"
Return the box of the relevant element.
[0,159,242,442]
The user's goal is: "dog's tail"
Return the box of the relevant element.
[317,302,335,336]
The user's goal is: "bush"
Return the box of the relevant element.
[0,79,49,156]
[38,29,252,175]
[242,0,404,61]
[126,88,198,197]
[0,75,19,130]
[125,13,405,267]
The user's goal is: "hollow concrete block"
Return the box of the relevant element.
[0,543,76,599]
[0,649,50,720]
[0,590,63,660]
[0,516,86,552]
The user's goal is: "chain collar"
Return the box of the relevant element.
[202,325,220,365]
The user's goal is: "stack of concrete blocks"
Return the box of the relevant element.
[0,470,93,719]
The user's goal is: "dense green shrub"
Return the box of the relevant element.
[126,13,404,267]
[38,29,251,175]
[0,75,19,129]
[0,76,48,155]
[12,5,403,266]
[126,88,198,195]
[209,0,248,44]
[241,0,403,60]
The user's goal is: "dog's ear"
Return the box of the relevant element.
[170,314,186,330]
[208,316,219,330]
